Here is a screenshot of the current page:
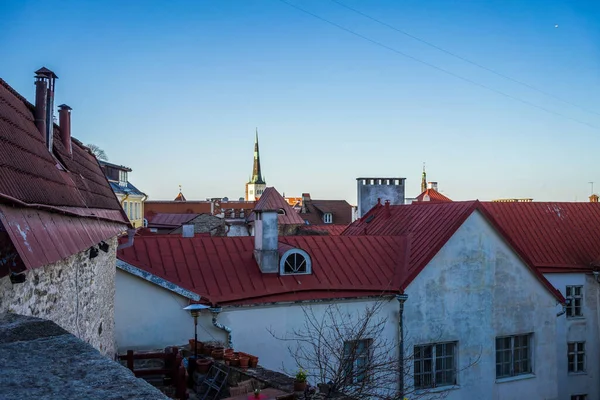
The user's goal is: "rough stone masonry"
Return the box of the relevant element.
[0,236,118,357]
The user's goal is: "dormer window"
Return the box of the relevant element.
[279,249,312,275]
[323,213,333,224]
[278,208,286,215]
[119,170,128,187]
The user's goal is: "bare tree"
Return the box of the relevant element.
[87,143,108,161]
[269,299,480,400]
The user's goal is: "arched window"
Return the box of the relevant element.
[279,249,311,275]
[277,208,286,215]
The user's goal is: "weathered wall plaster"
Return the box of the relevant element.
[0,236,118,357]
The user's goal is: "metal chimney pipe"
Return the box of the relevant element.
[58,104,72,155]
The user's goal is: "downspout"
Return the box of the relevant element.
[396,294,408,398]
[210,307,232,348]
[556,301,567,317]
[117,229,136,251]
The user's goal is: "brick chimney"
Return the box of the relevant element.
[384,200,391,217]
[34,67,58,152]
[254,210,279,273]
[58,104,72,155]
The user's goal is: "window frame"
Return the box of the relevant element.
[323,213,333,224]
[566,285,583,318]
[413,341,458,390]
[123,201,128,219]
[495,333,533,380]
[568,342,586,373]
[343,339,372,384]
[279,249,312,275]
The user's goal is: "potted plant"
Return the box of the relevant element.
[253,388,261,399]
[294,369,307,392]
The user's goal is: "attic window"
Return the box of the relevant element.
[119,170,128,187]
[323,213,333,224]
[280,249,312,275]
[278,208,286,215]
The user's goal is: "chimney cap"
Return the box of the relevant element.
[58,104,72,110]
[35,67,58,79]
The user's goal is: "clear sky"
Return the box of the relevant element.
[1,0,599,203]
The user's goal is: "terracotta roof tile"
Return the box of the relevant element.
[247,187,305,225]
[300,199,353,225]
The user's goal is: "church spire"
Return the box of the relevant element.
[250,128,265,184]
[421,162,427,193]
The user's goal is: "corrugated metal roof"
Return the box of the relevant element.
[414,188,452,202]
[0,205,126,271]
[117,234,407,305]
[147,213,199,228]
[247,187,305,225]
[343,201,564,302]
[0,78,125,212]
[481,202,600,272]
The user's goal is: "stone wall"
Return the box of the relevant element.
[171,214,227,236]
[0,236,118,357]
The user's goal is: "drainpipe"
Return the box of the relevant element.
[117,229,136,251]
[210,307,232,348]
[396,294,408,398]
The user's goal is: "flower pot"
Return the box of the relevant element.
[211,350,224,360]
[230,357,240,367]
[294,381,307,392]
[203,345,214,356]
[249,356,259,368]
[239,356,249,369]
[196,359,212,374]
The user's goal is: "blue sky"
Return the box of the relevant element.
[1,0,599,203]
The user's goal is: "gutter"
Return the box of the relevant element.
[396,294,408,398]
[210,307,232,348]
[117,228,136,251]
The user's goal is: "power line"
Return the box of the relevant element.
[277,0,599,130]
[331,0,600,118]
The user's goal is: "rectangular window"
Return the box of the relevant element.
[343,339,371,384]
[414,342,457,389]
[323,213,333,224]
[495,334,533,379]
[568,342,585,373]
[136,203,140,219]
[123,202,128,219]
[566,286,583,317]
[571,395,587,400]
[119,170,128,187]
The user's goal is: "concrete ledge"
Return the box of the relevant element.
[0,314,168,400]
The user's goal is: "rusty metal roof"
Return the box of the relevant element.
[117,234,407,306]
[481,202,600,272]
[247,187,305,225]
[342,201,565,302]
[0,78,125,213]
[0,205,126,272]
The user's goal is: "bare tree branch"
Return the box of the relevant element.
[87,143,108,161]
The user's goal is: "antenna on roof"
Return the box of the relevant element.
[589,181,594,195]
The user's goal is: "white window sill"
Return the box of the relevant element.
[415,385,459,395]
[568,371,587,376]
[496,373,535,384]
[566,316,585,320]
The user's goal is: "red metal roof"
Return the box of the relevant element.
[297,224,348,236]
[342,201,564,302]
[0,78,126,214]
[247,187,305,225]
[117,235,407,306]
[0,205,126,272]
[147,213,199,228]
[481,202,600,272]
[414,188,452,202]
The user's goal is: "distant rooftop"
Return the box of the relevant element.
[0,314,167,400]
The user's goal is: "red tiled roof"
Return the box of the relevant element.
[147,213,199,228]
[481,202,600,272]
[300,199,353,225]
[117,235,407,306]
[342,201,564,302]
[297,224,349,236]
[414,188,452,202]
[248,187,305,225]
[0,78,125,215]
